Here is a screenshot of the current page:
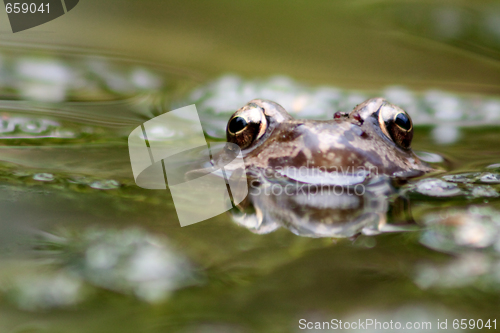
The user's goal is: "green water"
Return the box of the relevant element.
[0,1,500,332]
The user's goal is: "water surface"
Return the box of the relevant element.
[1,1,500,332]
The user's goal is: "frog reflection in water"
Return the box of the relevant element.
[220,98,433,237]
[226,97,432,176]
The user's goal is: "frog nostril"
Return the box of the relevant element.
[351,113,363,124]
[334,111,349,119]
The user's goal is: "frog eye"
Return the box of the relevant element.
[228,117,248,134]
[378,104,413,149]
[394,113,411,131]
[226,106,268,149]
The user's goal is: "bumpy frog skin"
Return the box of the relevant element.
[226,98,433,176]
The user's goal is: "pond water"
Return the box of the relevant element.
[1,1,500,333]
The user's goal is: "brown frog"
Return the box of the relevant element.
[225,97,432,177]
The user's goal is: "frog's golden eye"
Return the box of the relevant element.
[394,112,412,131]
[378,104,413,149]
[226,106,267,150]
[228,116,248,134]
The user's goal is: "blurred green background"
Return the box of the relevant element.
[1,0,499,92]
